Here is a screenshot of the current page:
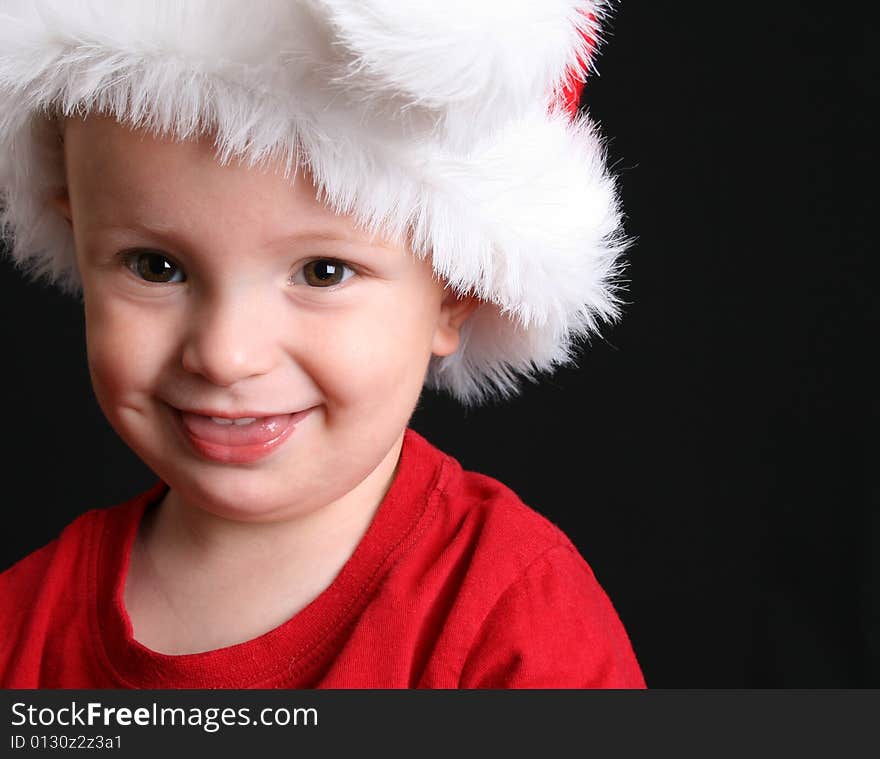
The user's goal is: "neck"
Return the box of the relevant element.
[124,431,404,653]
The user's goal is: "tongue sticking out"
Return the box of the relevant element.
[180,412,293,446]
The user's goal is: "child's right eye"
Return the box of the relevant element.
[121,249,186,284]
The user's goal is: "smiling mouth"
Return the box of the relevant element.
[172,407,315,463]
[181,411,295,445]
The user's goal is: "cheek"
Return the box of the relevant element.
[297,291,439,410]
[82,294,171,404]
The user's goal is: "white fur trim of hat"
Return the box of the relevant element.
[0,0,629,406]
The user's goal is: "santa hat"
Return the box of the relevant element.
[0,0,628,406]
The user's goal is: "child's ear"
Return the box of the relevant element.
[51,190,73,227]
[432,287,480,357]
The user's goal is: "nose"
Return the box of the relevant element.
[181,292,280,387]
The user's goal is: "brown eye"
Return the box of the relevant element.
[295,259,355,288]
[123,250,186,283]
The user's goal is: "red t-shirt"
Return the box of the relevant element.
[0,428,645,688]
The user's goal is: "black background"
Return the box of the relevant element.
[1,2,875,686]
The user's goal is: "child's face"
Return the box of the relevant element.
[58,115,473,521]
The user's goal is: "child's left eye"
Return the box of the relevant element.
[290,259,355,288]
[121,249,186,284]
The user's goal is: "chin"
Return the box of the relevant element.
[171,471,314,522]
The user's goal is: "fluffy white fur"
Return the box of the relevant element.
[0,0,627,406]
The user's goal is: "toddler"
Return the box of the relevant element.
[0,0,645,688]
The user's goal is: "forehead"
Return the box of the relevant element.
[60,114,377,246]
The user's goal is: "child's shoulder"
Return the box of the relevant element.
[411,427,594,592]
[404,430,645,687]
[0,483,162,601]
[1,508,101,586]
[443,449,572,551]
[419,430,572,540]
[0,504,104,659]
